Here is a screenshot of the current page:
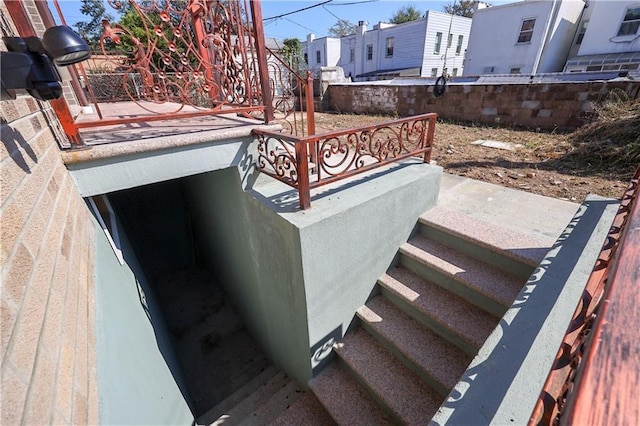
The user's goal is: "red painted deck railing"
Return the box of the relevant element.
[253,113,437,209]
[529,164,640,425]
[45,0,277,147]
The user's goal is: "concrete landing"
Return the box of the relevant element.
[435,173,579,245]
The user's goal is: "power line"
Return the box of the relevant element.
[263,0,333,21]
[325,0,379,6]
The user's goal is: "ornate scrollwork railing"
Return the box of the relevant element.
[529,164,640,425]
[50,0,272,141]
[254,113,437,209]
[264,47,314,137]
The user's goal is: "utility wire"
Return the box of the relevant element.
[325,0,379,6]
[263,0,333,21]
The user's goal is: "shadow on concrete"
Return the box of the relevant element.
[432,197,618,425]
[1,118,38,173]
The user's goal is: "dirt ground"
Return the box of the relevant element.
[312,112,631,202]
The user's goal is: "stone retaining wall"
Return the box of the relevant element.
[326,80,640,130]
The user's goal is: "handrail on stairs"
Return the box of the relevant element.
[529,164,640,425]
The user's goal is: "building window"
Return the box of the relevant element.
[483,66,495,74]
[456,35,463,54]
[586,65,602,71]
[366,44,373,60]
[350,48,355,62]
[617,6,640,36]
[431,67,438,76]
[434,32,442,54]
[510,67,521,74]
[517,18,536,43]
[447,33,453,48]
[452,68,458,76]
[316,50,321,64]
[304,53,308,64]
[576,20,588,45]
[386,37,394,57]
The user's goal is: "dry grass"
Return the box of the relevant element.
[561,90,640,177]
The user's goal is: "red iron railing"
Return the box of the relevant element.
[47,0,275,147]
[265,47,315,137]
[529,164,640,425]
[254,113,437,209]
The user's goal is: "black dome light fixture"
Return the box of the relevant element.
[1,25,91,101]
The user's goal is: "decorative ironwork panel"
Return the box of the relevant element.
[254,113,436,209]
[255,132,300,186]
[313,118,432,182]
[82,0,262,113]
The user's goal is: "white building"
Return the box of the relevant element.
[564,0,640,72]
[303,35,342,71]
[305,12,471,81]
[463,0,585,75]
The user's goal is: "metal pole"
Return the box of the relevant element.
[249,0,274,122]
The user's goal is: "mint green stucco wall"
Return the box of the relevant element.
[183,161,442,384]
[92,213,194,424]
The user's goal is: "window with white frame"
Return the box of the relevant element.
[316,50,321,64]
[510,67,522,74]
[447,33,453,48]
[483,66,495,73]
[366,44,373,60]
[452,68,458,76]
[456,35,463,54]
[517,18,536,43]
[576,20,588,45]
[617,6,640,36]
[350,48,355,62]
[430,67,438,76]
[385,37,394,57]
[434,32,442,54]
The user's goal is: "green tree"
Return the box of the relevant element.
[328,19,356,37]
[444,0,490,18]
[74,0,113,49]
[390,4,422,24]
[281,38,303,69]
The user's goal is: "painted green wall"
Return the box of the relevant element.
[183,161,442,383]
[91,212,194,424]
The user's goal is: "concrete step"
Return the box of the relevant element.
[240,379,305,425]
[378,265,498,357]
[309,362,393,425]
[270,391,336,426]
[334,328,443,425]
[418,206,547,281]
[357,296,471,397]
[197,368,293,425]
[399,234,525,318]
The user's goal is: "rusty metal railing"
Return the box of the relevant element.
[529,164,640,425]
[48,0,273,147]
[265,47,315,137]
[254,113,436,209]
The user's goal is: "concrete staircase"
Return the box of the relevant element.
[295,207,539,424]
[196,365,309,425]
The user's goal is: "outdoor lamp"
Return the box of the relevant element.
[1,25,91,101]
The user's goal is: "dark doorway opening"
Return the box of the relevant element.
[108,178,271,416]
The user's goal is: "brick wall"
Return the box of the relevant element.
[327,80,640,130]
[0,44,98,426]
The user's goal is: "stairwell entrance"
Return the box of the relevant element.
[103,178,271,417]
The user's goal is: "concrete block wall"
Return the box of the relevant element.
[0,94,98,423]
[327,81,640,130]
